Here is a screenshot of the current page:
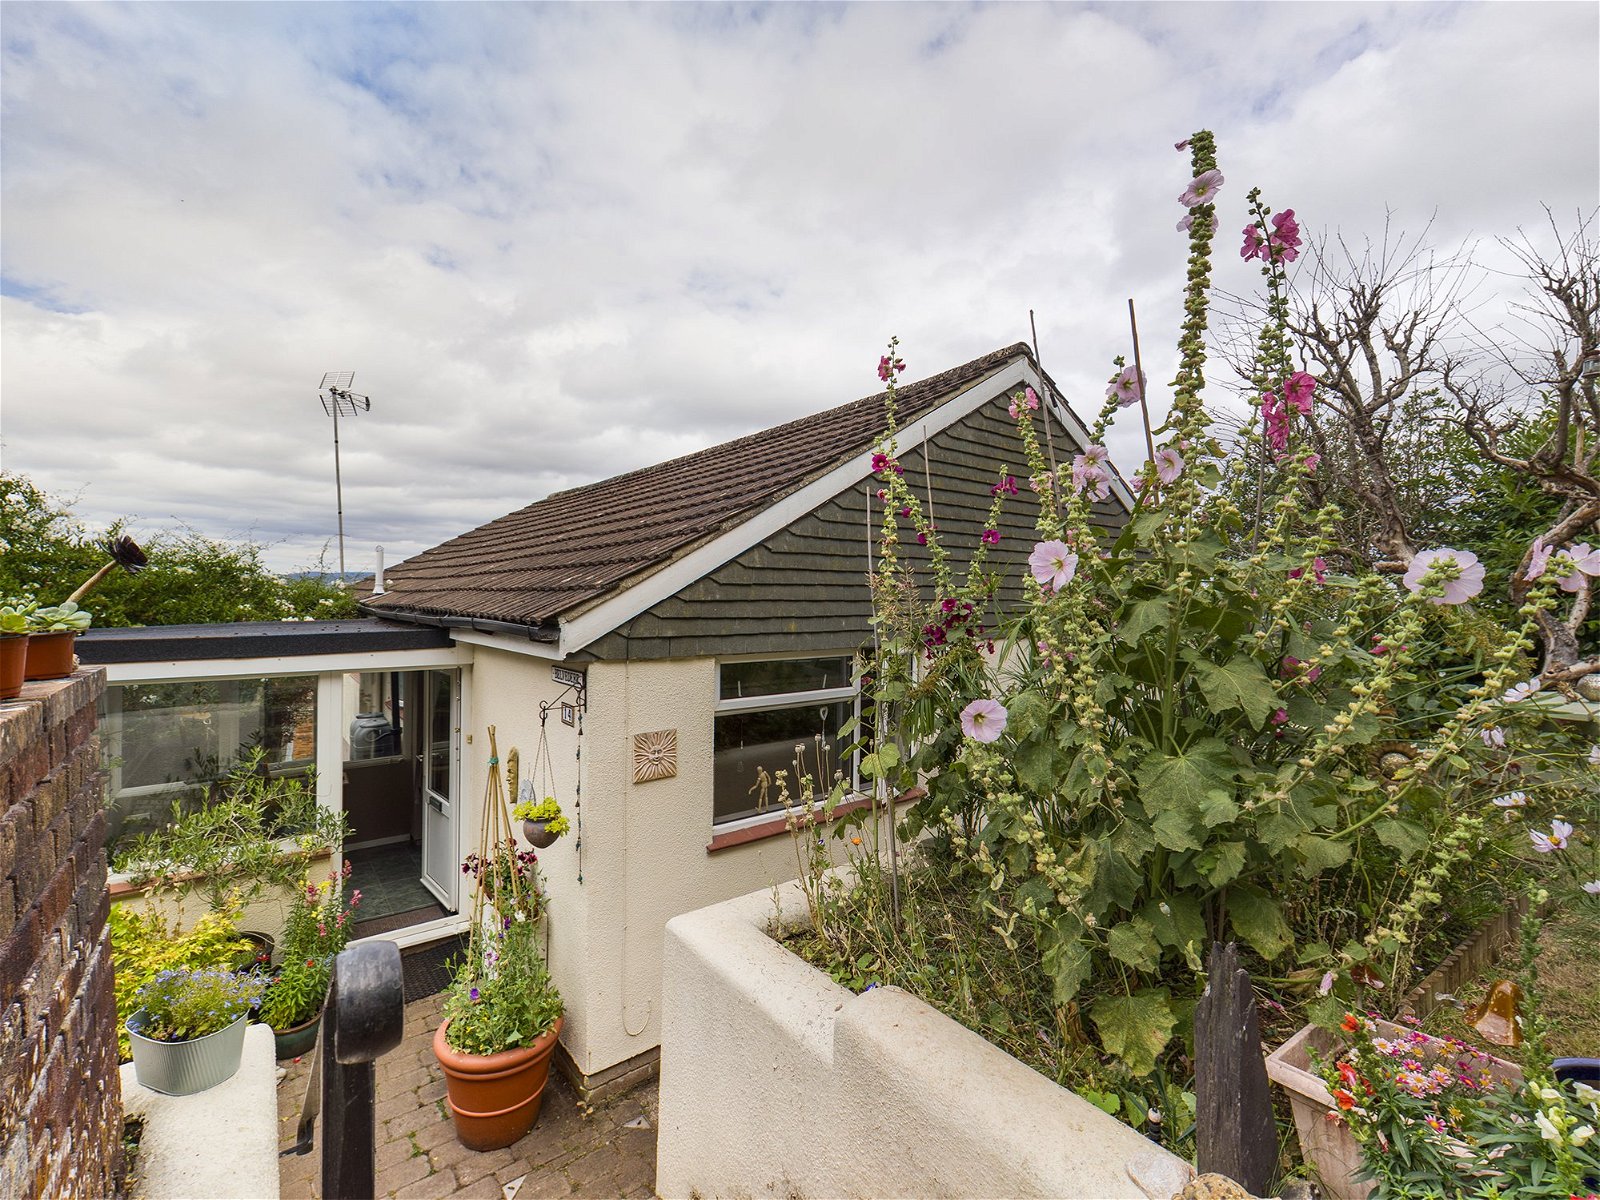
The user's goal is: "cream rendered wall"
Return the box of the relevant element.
[461,647,592,1063]
[575,656,833,1077]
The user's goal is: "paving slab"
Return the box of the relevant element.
[277,993,658,1200]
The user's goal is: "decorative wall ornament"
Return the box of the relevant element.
[632,729,678,783]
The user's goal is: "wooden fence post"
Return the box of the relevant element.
[1194,940,1276,1195]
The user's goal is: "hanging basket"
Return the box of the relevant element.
[522,818,560,849]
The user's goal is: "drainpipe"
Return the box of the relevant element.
[372,546,385,595]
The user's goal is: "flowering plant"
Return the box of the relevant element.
[847,130,1596,1079]
[441,918,562,1056]
[511,795,570,837]
[1319,1012,1600,1197]
[131,967,263,1043]
[462,839,543,922]
[258,863,361,1030]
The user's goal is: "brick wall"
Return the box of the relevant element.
[0,670,120,1199]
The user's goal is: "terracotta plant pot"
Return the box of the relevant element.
[522,818,560,849]
[0,634,27,700]
[433,1015,563,1151]
[24,630,76,681]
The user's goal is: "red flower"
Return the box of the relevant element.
[1332,1088,1356,1111]
[1341,1013,1362,1033]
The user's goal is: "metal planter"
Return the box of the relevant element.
[126,1010,250,1096]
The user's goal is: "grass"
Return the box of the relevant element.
[1419,900,1600,1063]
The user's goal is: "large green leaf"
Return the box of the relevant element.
[1041,924,1092,1004]
[1090,988,1176,1076]
[1142,895,1205,969]
[1196,840,1247,887]
[1118,598,1170,646]
[1189,655,1278,730]
[1107,918,1162,972]
[1227,885,1293,960]
[1296,832,1352,875]
[1013,735,1058,796]
[1375,818,1429,860]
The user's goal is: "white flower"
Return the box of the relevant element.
[1572,1124,1595,1147]
[1573,1081,1600,1107]
[1582,880,1600,895]
[1535,1109,1562,1143]
[1479,726,1506,749]
[1530,820,1573,853]
[1501,677,1543,704]
[1492,791,1528,808]
[1588,743,1600,767]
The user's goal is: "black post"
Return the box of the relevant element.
[1194,940,1276,1195]
[321,941,405,1200]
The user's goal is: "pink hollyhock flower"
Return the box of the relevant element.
[1271,708,1289,726]
[1174,138,1190,151]
[1029,539,1079,590]
[878,354,905,382]
[1261,391,1289,452]
[989,475,1019,497]
[1106,365,1145,407]
[1007,387,1041,418]
[1525,540,1554,581]
[1402,548,1485,605]
[1078,443,1110,465]
[1154,446,1185,484]
[1269,209,1302,261]
[959,698,1008,743]
[1072,462,1112,503]
[1241,225,1268,261]
[981,528,1000,546]
[1180,168,1224,207]
[1303,453,1321,474]
[1283,371,1316,414]
[1530,819,1573,853]
[1557,542,1600,591]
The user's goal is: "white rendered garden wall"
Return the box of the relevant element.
[655,879,1195,1200]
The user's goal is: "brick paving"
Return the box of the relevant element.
[278,993,658,1199]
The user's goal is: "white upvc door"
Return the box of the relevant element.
[419,669,460,909]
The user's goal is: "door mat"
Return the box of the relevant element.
[401,934,470,1001]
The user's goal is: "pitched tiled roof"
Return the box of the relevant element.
[362,343,1033,629]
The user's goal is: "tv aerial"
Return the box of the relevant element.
[317,371,373,577]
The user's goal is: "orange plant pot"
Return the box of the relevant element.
[1,634,28,700]
[24,631,77,681]
[433,1015,562,1151]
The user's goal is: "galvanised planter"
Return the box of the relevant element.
[126,1010,250,1096]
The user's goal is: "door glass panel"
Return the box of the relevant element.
[427,672,452,797]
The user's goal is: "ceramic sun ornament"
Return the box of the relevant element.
[632,729,678,783]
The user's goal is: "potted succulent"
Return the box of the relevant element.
[435,841,562,1150]
[0,599,32,700]
[257,863,362,1059]
[23,600,90,680]
[125,967,264,1096]
[512,795,570,850]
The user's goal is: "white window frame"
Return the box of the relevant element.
[712,654,862,831]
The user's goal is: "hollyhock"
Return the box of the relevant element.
[1269,209,1302,261]
[1154,446,1185,484]
[1303,453,1321,474]
[1073,462,1112,502]
[1241,225,1269,261]
[878,354,905,382]
[990,475,1019,497]
[1180,168,1224,207]
[1261,391,1289,452]
[1077,443,1110,465]
[959,698,1008,743]
[1007,386,1041,418]
[1525,540,1554,581]
[981,528,1001,546]
[1029,540,1079,590]
[1106,365,1145,407]
[1402,548,1485,605]
[1283,371,1316,414]
[1557,542,1600,591]
[1530,820,1573,853]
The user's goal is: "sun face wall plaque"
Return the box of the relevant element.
[632,729,678,783]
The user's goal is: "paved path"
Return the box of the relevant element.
[278,994,658,1199]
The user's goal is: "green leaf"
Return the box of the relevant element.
[1189,655,1279,730]
[1041,925,1092,1005]
[1197,840,1247,887]
[1375,818,1429,860]
[1295,833,1351,876]
[1143,895,1205,969]
[1013,735,1057,796]
[1197,789,1239,828]
[1150,807,1202,852]
[1090,988,1176,1076]
[1107,918,1162,972]
[1227,885,1293,961]
[1118,598,1170,646]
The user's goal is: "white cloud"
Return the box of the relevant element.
[2,1,1595,572]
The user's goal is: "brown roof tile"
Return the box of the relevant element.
[363,343,1033,628]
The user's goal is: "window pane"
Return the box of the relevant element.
[346,671,403,762]
[713,700,853,824]
[102,676,316,857]
[426,671,452,797]
[719,657,853,701]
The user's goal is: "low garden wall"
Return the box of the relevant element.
[0,670,120,1199]
[655,879,1194,1200]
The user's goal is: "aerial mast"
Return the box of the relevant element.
[317,372,372,577]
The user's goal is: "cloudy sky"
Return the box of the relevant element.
[3,2,1596,573]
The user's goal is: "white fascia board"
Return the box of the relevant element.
[101,643,473,685]
[559,356,1125,657]
[446,628,567,661]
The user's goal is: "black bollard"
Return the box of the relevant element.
[321,941,406,1200]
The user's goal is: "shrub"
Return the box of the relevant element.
[109,904,252,1059]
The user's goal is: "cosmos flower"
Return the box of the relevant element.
[1479,726,1506,749]
[1530,820,1573,853]
[959,698,1008,743]
[1491,792,1527,808]
[1402,548,1486,605]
